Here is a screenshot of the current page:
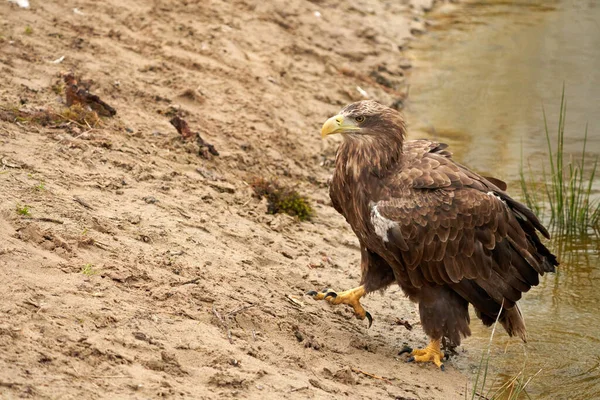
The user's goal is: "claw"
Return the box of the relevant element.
[305,285,372,326]
[365,311,373,328]
[398,346,413,356]
[407,356,415,363]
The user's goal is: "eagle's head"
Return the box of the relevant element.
[321,100,405,141]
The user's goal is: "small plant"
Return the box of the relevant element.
[34,181,45,191]
[51,82,64,95]
[250,177,313,221]
[520,88,599,237]
[468,306,538,400]
[16,204,31,216]
[24,26,33,35]
[81,263,97,276]
[60,104,101,127]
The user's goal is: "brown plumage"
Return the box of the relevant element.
[319,100,557,363]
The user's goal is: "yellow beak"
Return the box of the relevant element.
[321,114,360,138]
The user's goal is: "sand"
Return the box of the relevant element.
[0,0,468,398]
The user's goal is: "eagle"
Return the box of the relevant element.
[308,100,557,369]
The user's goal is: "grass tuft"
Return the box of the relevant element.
[0,104,101,127]
[81,263,97,276]
[59,104,101,127]
[250,177,313,221]
[51,83,64,95]
[468,303,537,400]
[34,181,45,191]
[16,204,31,216]
[520,88,599,237]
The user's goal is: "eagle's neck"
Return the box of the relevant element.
[336,134,403,181]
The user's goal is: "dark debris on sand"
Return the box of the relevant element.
[169,116,219,159]
[64,73,116,117]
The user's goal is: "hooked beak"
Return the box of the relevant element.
[321,114,360,138]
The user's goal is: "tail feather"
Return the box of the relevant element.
[500,304,527,342]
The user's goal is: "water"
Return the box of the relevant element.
[403,1,600,398]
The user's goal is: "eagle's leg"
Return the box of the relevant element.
[408,338,445,370]
[306,285,372,327]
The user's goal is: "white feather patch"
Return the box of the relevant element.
[487,191,510,210]
[370,203,397,242]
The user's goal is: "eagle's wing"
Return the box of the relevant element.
[373,140,557,311]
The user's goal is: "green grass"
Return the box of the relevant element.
[16,204,31,216]
[520,89,599,237]
[250,177,313,221]
[81,263,97,276]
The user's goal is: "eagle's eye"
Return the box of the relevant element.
[355,116,365,123]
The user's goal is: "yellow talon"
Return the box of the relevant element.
[306,285,372,327]
[408,338,445,370]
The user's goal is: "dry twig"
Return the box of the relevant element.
[22,216,64,224]
[93,240,111,251]
[227,304,255,317]
[73,195,94,210]
[212,306,233,344]
[289,385,309,393]
[175,277,201,286]
[351,367,392,384]
[212,304,255,344]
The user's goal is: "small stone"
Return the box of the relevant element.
[281,251,294,259]
[294,330,304,342]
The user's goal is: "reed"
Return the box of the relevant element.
[468,308,537,400]
[519,89,599,237]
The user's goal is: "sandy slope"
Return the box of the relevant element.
[0,0,467,398]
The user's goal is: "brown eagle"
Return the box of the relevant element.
[308,100,557,369]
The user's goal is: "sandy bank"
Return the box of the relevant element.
[0,0,467,398]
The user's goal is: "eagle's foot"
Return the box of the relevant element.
[306,285,372,327]
[407,339,445,370]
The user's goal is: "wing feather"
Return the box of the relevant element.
[371,140,556,315]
